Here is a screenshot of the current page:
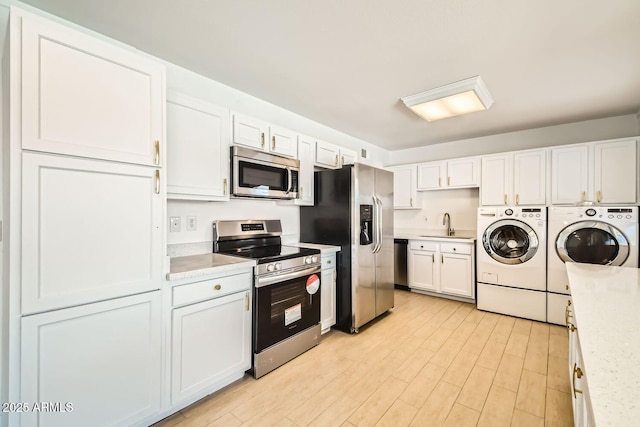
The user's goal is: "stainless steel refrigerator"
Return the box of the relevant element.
[300,164,394,333]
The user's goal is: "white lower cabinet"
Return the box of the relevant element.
[20,291,162,427]
[408,239,475,301]
[567,302,594,427]
[320,253,337,333]
[169,272,252,405]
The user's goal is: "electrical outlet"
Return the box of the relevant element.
[187,216,197,231]
[169,216,181,232]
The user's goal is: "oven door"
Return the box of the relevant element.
[232,150,299,199]
[254,265,321,353]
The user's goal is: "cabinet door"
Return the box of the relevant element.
[269,125,297,158]
[481,154,511,205]
[320,265,337,333]
[440,253,473,298]
[594,139,637,204]
[389,165,418,209]
[551,145,589,205]
[408,250,437,291]
[232,113,268,150]
[315,140,340,169]
[417,161,445,190]
[21,292,161,427]
[296,136,314,205]
[340,148,358,166]
[20,11,163,166]
[22,152,163,314]
[171,291,251,404]
[167,92,230,201]
[447,157,479,188]
[513,150,546,205]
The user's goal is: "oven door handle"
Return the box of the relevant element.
[256,265,322,288]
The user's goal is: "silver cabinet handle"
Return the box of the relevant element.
[155,170,160,194]
[223,178,228,195]
[261,132,265,148]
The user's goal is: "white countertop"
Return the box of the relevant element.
[395,228,476,243]
[167,253,256,281]
[566,263,640,426]
[291,242,341,253]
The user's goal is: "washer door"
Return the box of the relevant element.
[482,219,539,264]
[556,221,629,265]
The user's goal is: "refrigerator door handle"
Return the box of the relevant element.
[371,196,379,253]
[373,196,382,254]
[377,196,383,254]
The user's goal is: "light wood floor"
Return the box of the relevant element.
[154,290,574,427]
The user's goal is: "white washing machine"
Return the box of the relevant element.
[547,206,639,324]
[476,206,547,322]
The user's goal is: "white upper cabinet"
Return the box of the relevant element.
[340,147,358,166]
[388,164,419,209]
[279,134,315,206]
[232,114,297,158]
[232,113,269,151]
[19,10,164,166]
[513,150,547,205]
[268,125,297,158]
[416,162,444,190]
[481,150,546,206]
[480,154,512,205]
[417,157,479,190]
[551,138,637,205]
[167,92,230,201]
[593,139,637,204]
[551,144,589,205]
[315,140,341,169]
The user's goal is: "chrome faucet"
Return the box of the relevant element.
[443,212,454,236]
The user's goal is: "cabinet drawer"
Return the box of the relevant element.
[321,254,337,270]
[172,272,251,307]
[440,243,472,255]
[409,241,438,251]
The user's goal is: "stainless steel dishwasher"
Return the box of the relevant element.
[394,238,408,290]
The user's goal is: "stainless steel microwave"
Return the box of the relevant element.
[231,146,300,199]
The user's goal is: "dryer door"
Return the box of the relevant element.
[556,221,629,265]
[482,219,539,264]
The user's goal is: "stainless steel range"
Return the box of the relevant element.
[213,219,322,378]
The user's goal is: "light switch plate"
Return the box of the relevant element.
[169,216,181,232]
[186,216,197,231]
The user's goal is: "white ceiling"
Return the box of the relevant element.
[20,0,640,151]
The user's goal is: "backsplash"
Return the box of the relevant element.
[394,188,480,235]
[167,199,300,255]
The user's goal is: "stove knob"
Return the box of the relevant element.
[267,264,275,272]
[311,255,319,263]
[275,263,282,271]
[304,256,312,264]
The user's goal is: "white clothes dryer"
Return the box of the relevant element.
[547,206,639,324]
[476,206,547,322]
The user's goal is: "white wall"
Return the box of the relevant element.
[167,199,299,248]
[395,188,480,234]
[390,114,640,165]
[163,61,390,168]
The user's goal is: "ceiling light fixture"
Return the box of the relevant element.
[401,76,494,122]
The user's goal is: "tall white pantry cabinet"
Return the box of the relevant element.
[6,8,165,427]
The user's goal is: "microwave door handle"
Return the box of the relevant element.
[286,167,292,194]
